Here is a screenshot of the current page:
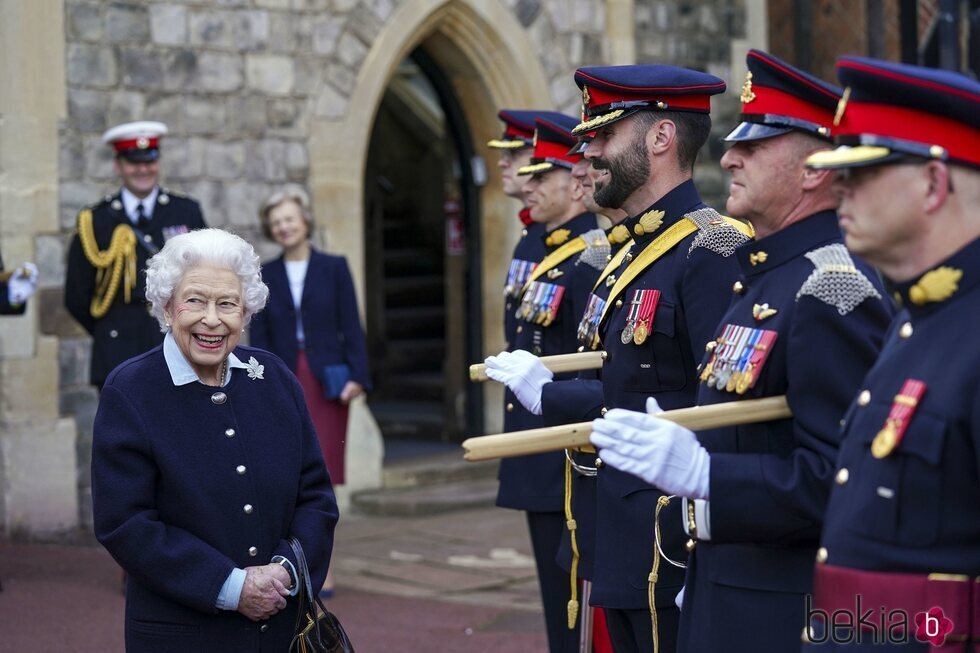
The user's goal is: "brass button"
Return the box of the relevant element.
[615,299,623,308]
[236,465,246,475]
[816,547,828,564]
[899,322,913,339]
[685,539,696,552]
[211,392,227,405]
[243,504,253,514]
[606,254,612,262]
[594,457,603,468]
[625,252,633,262]
[248,546,258,557]
[600,351,609,361]
[857,390,871,406]
[516,326,523,333]
[733,281,744,294]
[600,407,608,416]
[705,340,717,352]
[506,403,514,412]
[835,468,849,485]
[225,428,236,438]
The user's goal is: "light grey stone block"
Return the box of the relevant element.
[83,134,115,181]
[106,2,150,42]
[144,94,183,132]
[66,44,117,87]
[314,82,349,120]
[337,32,368,69]
[68,88,108,133]
[246,54,294,95]
[59,135,86,184]
[150,5,188,46]
[245,139,287,182]
[224,180,273,227]
[225,93,267,137]
[34,236,66,291]
[267,98,309,135]
[255,0,291,8]
[184,180,226,226]
[163,137,206,180]
[58,338,93,389]
[285,141,309,181]
[347,4,382,43]
[269,12,312,54]
[106,90,146,126]
[184,96,226,135]
[204,141,247,180]
[312,15,343,56]
[324,62,356,95]
[120,47,165,88]
[59,181,99,230]
[191,52,244,93]
[162,49,198,91]
[67,3,103,41]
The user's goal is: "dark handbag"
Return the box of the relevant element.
[287,537,355,653]
[321,364,351,400]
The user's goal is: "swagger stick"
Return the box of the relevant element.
[469,350,605,382]
[462,395,792,461]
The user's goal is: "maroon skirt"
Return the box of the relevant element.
[295,350,348,485]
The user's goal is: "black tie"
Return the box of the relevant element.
[136,203,151,231]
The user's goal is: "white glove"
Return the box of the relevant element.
[589,397,711,499]
[675,585,685,610]
[484,349,553,415]
[7,262,38,305]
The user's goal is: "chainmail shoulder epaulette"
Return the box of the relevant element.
[686,208,751,258]
[796,243,882,315]
[576,228,612,271]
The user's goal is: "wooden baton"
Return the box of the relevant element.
[461,395,792,461]
[469,350,605,382]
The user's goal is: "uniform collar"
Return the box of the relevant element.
[623,179,703,246]
[890,236,980,318]
[163,331,247,387]
[540,211,597,249]
[120,186,160,223]
[735,210,841,278]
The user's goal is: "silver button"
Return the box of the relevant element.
[225,428,235,437]
[835,468,849,485]
[899,322,913,339]
[260,624,269,632]
[243,504,253,514]
[816,547,828,564]
[594,457,603,468]
[248,546,257,557]
[600,407,608,416]
[211,392,227,405]
[506,403,514,412]
[236,465,246,475]
[857,390,871,406]
[109,329,118,338]
[143,234,153,243]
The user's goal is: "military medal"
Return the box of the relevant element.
[621,293,642,344]
[632,289,661,345]
[735,329,777,394]
[578,293,607,349]
[871,379,927,458]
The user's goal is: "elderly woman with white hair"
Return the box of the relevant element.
[91,228,338,652]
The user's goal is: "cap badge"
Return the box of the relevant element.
[136,136,150,149]
[908,266,962,305]
[582,85,591,108]
[739,71,756,104]
[833,87,851,127]
[633,210,664,237]
[532,130,538,147]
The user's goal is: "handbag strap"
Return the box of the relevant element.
[288,537,322,645]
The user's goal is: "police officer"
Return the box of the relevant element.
[65,121,206,388]
[800,58,980,651]
[485,114,599,653]
[588,50,894,652]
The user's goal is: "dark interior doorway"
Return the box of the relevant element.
[364,48,484,459]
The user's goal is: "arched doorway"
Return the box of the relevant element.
[363,48,484,456]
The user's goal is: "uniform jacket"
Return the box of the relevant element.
[678,211,892,652]
[0,251,25,315]
[64,189,206,385]
[92,344,338,653]
[574,180,750,610]
[820,236,980,579]
[504,220,548,350]
[497,211,599,512]
[250,249,371,389]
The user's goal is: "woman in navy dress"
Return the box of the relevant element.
[251,186,370,594]
[91,228,338,652]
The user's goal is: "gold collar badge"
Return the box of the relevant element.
[740,71,756,104]
[908,266,962,305]
[749,251,768,266]
[546,228,571,247]
[633,210,664,237]
[608,224,630,245]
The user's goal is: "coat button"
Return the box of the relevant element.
[260,624,269,633]
[733,281,744,294]
[109,329,119,338]
[600,351,609,361]
[835,468,849,485]
[236,465,246,475]
[686,539,696,552]
[143,234,153,243]
[516,326,523,333]
[615,299,623,308]
[248,546,258,557]
[857,390,871,406]
[594,457,603,468]
[506,302,512,310]
[506,403,514,412]
[211,392,227,405]
[243,504,253,514]
[899,322,913,338]
[521,228,528,237]
[816,547,828,564]
[600,407,608,416]
[225,428,235,437]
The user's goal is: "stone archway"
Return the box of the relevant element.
[308,0,553,503]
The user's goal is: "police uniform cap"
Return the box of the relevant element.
[725,49,841,143]
[572,64,726,135]
[517,114,581,176]
[488,109,573,150]
[101,121,168,163]
[808,57,980,170]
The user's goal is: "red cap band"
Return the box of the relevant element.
[534,138,580,165]
[112,137,159,152]
[742,85,835,130]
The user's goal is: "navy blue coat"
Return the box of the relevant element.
[65,189,206,386]
[504,221,548,351]
[497,211,599,512]
[91,345,338,653]
[551,180,750,611]
[819,236,980,580]
[250,249,370,389]
[678,211,893,653]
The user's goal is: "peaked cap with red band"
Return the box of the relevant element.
[808,57,980,170]
[101,121,168,163]
[488,109,572,150]
[517,114,581,176]
[725,49,841,142]
[572,64,726,135]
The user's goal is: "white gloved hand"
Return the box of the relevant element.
[7,262,38,305]
[589,397,711,499]
[483,349,553,415]
[675,585,685,610]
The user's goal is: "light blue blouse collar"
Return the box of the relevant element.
[163,331,247,387]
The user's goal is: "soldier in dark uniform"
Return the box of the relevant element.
[0,253,37,315]
[64,121,207,388]
[484,114,599,653]
[800,58,980,651]
[588,50,894,653]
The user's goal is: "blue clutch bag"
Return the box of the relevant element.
[321,364,351,400]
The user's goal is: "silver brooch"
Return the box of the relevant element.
[245,356,264,380]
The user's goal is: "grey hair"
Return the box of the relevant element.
[145,228,269,332]
[258,184,315,241]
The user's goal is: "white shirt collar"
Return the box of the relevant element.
[163,331,248,387]
[121,186,160,224]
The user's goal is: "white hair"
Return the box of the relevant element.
[145,228,269,332]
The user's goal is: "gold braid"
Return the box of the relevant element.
[77,208,138,319]
[563,456,580,629]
